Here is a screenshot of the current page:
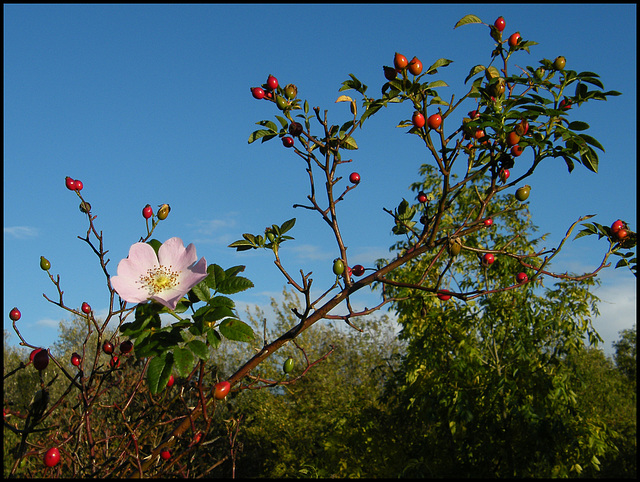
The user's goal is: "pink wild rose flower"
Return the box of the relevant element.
[111,237,207,310]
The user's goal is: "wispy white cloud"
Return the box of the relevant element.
[35,318,60,328]
[592,281,637,354]
[188,217,241,246]
[290,244,333,261]
[4,226,38,239]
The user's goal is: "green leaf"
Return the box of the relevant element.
[173,347,194,377]
[341,135,359,150]
[280,218,296,234]
[360,102,384,125]
[465,65,485,84]
[191,280,210,302]
[205,264,226,291]
[147,353,174,395]
[228,239,256,251]
[203,306,236,324]
[207,328,222,349]
[567,121,590,131]
[454,14,482,28]
[216,275,254,295]
[426,58,453,74]
[427,80,449,89]
[258,120,278,132]
[219,318,256,342]
[225,265,246,278]
[580,148,599,173]
[248,129,274,144]
[579,133,605,152]
[120,304,162,338]
[187,339,209,360]
[275,115,289,129]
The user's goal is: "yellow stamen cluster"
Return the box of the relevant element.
[138,265,179,295]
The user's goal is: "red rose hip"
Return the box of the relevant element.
[9,307,21,321]
[349,172,361,184]
[142,204,153,219]
[482,253,495,266]
[44,447,61,467]
[427,113,442,130]
[33,349,49,371]
[214,381,231,399]
[266,75,278,90]
[251,87,265,99]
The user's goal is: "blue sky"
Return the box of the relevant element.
[4,4,636,356]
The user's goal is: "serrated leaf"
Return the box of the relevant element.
[205,264,226,291]
[191,280,210,302]
[187,339,209,360]
[454,14,482,28]
[203,306,236,324]
[216,275,254,295]
[219,318,256,342]
[207,328,222,349]
[225,265,246,278]
[173,347,195,377]
[207,295,235,309]
[147,353,174,395]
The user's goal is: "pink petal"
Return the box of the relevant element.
[111,243,160,303]
[158,237,196,271]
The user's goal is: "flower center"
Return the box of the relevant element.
[138,265,180,295]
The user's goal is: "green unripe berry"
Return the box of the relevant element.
[275,95,288,111]
[515,185,531,201]
[283,356,294,374]
[40,256,51,271]
[284,83,298,100]
[553,56,566,70]
[157,204,170,220]
[332,258,345,276]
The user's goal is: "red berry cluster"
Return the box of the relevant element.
[65,176,83,191]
